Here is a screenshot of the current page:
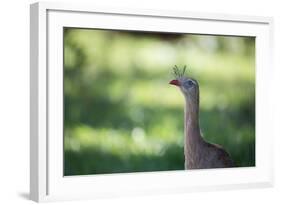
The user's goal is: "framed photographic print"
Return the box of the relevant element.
[30,2,274,202]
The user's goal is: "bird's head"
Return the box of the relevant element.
[169,65,199,101]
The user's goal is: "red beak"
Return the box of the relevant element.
[169,79,180,86]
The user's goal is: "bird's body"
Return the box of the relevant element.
[184,139,235,169]
[170,66,235,169]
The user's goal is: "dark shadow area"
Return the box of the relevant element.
[18,192,29,200]
[65,144,184,175]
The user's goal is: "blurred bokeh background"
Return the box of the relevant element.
[63,28,255,176]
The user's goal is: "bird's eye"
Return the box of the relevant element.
[183,80,194,88]
[187,80,193,86]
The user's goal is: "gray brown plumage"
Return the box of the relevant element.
[169,66,235,169]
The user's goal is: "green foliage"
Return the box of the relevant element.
[64,28,255,175]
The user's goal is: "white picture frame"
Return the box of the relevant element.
[30,2,274,202]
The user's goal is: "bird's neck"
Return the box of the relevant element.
[184,96,202,146]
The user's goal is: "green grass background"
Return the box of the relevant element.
[64,28,255,175]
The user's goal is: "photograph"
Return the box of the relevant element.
[63,28,255,176]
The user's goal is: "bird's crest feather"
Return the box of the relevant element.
[173,65,187,78]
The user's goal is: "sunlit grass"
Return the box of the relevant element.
[65,125,181,158]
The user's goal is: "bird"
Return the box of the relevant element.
[169,65,235,169]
